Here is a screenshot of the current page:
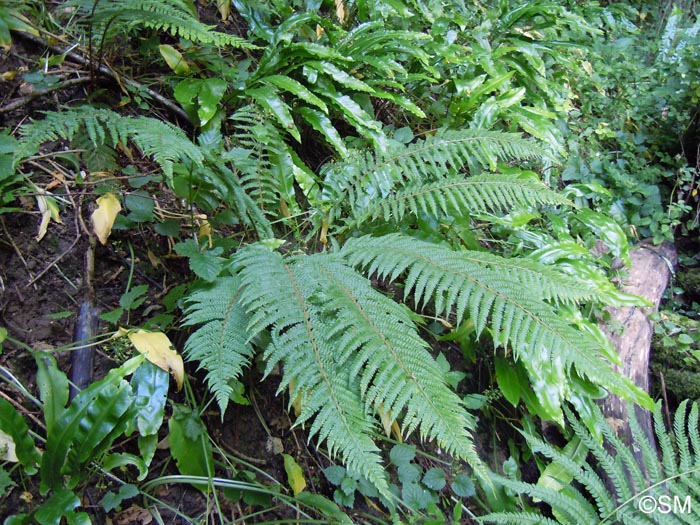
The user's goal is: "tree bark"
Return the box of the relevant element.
[600,241,677,451]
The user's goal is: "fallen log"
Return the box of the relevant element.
[600,241,677,451]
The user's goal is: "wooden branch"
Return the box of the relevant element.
[600,241,677,470]
[15,32,190,123]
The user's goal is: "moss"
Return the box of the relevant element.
[677,268,700,304]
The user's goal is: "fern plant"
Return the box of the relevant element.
[181,126,653,502]
[64,0,255,49]
[14,106,203,180]
[479,400,700,525]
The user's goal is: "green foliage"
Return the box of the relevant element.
[4,353,169,524]
[65,0,255,49]
[480,401,700,525]
[341,233,651,424]
[229,245,481,499]
[0,1,38,49]
[15,106,203,180]
[182,277,255,414]
[0,130,26,213]
[321,128,552,232]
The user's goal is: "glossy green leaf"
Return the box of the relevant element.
[168,404,214,486]
[325,92,381,133]
[197,78,227,126]
[494,355,521,407]
[576,208,630,263]
[130,360,169,436]
[158,44,190,75]
[174,78,201,106]
[306,61,375,93]
[294,492,353,524]
[0,398,40,474]
[103,452,148,480]
[247,86,301,142]
[536,436,587,494]
[262,75,328,113]
[35,352,68,435]
[296,106,348,157]
[40,355,143,494]
[371,87,426,118]
[35,489,90,525]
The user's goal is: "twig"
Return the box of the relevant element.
[17,32,191,123]
[0,76,92,114]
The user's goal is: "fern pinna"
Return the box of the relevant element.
[479,401,700,525]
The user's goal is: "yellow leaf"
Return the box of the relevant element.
[335,0,347,24]
[158,44,190,75]
[35,190,62,242]
[198,219,213,249]
[282,454,307,495]
[289,379,302,417]
[377,403,393,437]
[91,193,122,245]
[124,329,184,391]
[217,0,230,21]
[1,70,19,81]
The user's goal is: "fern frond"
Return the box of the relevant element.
[481,402,700,525]
[232,245,485,497]
[478,512,562,525]
[227,105,305,220]
[69,0,256,48]
[341,233,647,415]
[321,128,544,227]
[352,173,569,227]
[233,246,389,498]
[16,107,203,178]
[182,277,255,414]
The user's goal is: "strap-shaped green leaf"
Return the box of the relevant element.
[35,352,69,435]
[40,355,143,494]
[0,398,40,475]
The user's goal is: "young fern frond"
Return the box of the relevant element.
[68,0,256,48]
[321,128,544,228]
[227,105,303,220]
[230,245,484,498]
[341,233,651,419]
[479,402,700,525]
[16,106,203,179]
[182,277,255,415]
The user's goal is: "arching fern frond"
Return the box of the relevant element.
[352,173,569,227]
[16,106,203,179]
[479,401,700,525]
[182,277,255,415]
[67,0,256,48]
[341,233,652,421]
[231,245,484,498]
[321,128,544,229]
